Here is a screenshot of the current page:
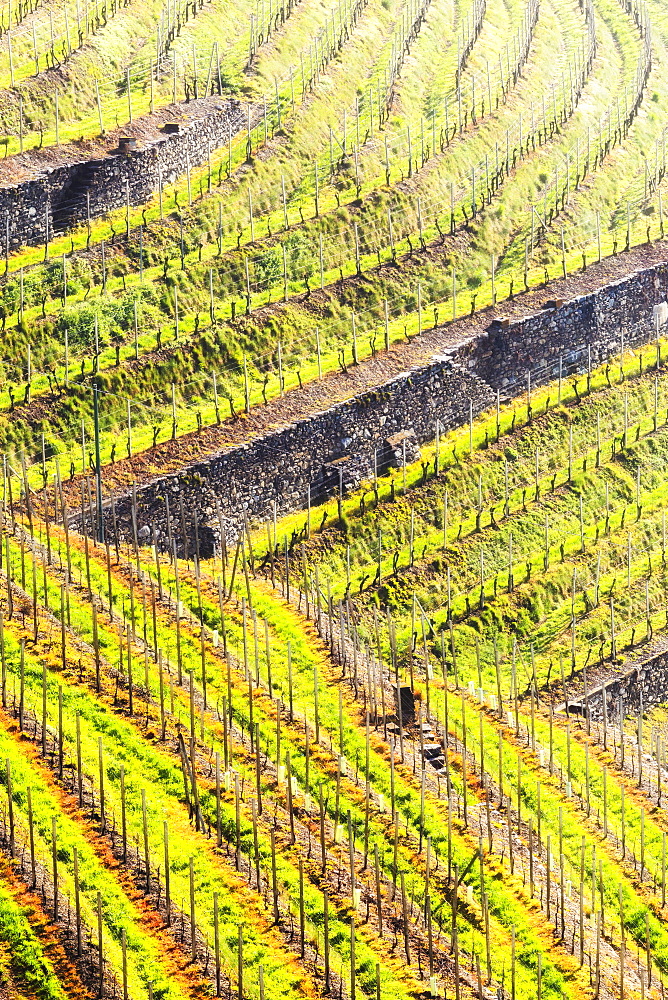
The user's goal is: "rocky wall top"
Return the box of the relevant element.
[567,645,668,722]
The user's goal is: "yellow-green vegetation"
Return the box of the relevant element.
[1,0,668,995]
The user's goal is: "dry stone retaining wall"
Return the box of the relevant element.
[125,359,495,554]
[463,259,668,387]
[568,647,668,722]
[100,255,668,551]
[0,99,245,249]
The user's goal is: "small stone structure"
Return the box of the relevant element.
[394,685,416,724]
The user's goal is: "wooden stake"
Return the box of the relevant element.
[189,857,196,962]
[27,787,36,888]
[74,846,82,956]
[120,765,127,862]
[98,737,105,831]
[51,816,58,919]
[213,892,221,995]
[324,890,330,993]
[97,892,104,992]
[122,929,128,1000]
[237,924,243,1000]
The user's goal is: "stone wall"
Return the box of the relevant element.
[464,260,668,388]
[0,99,246,248]
[122,360,495,555]
[567,646,668,722]
[97,255,668,551]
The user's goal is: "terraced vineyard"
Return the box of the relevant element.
[1,0,668,994]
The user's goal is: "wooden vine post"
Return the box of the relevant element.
[213,892,221,996]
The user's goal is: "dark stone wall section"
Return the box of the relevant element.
[0,100,245,248]
[568,647,668,722]
[98,257,668,549]
[468,260,667,387]
[120,362,496,553]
